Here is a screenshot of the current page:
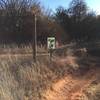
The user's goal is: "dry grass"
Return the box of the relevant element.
[0,55,54,100]
[0,45,69,100]
[0,45,100,100]
[85,83,100,100]
[0,44,47,54]
[83,66,100,100]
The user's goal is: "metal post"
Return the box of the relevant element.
[50,49,53,62]
[33,14,37,62]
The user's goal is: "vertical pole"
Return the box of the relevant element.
[33,14,37,62]
[50,49,53,62]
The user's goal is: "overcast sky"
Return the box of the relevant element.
[41,0,100,15]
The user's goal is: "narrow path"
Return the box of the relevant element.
[45,73,94,100]
[0,53,49,57]
[44,56,98,100]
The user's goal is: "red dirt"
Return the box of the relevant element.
[44,73,94,100]
[44,56,99,100]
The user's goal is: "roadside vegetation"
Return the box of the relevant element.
[0,0,100,100]
[0,46,100,100]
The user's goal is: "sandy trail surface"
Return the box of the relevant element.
[45,73,95,100]
[44,57,99,100]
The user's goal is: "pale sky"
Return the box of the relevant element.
[41,0,100,15]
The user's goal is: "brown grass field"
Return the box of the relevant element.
[0,45,100,100]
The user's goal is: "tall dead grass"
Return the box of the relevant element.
[0,45,100,100]
[0,45,69,100]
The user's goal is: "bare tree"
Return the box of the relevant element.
[0,0,42,43]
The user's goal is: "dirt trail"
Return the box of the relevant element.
[45,73,94,100]
[44,57,98,100]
